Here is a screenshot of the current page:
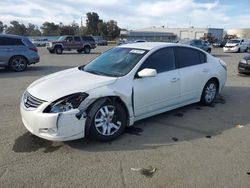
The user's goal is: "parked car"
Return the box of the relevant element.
[223,39,250,53]
[0,34,39,72]
[238,54,250,74]
[46,35,96,54]
[118,39,147,45]
[30,38,48,47]
[93,36,108,46]
[178,39,212,53]
[212,40,227,48]
[20,42,227,141]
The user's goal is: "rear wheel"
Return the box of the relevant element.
[9,56,27,72]
[201,80,218,105]
[87,99,127,141]
[55,46,63,54]
[84,46,90,54]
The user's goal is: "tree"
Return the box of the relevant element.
[86,12,101,35]
[106,20,120,40]
[40,22,60,36]
[0,21,7,33]
[6,21,27,35]
[26,23,41,36]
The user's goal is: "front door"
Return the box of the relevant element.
[133,47,181,117]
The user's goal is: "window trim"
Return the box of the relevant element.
[173,46,207,69]
[135,47,177,78]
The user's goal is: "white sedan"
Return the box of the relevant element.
[20,42,227,141]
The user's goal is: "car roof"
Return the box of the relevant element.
[0,34,26,39]
[118,42,193,51]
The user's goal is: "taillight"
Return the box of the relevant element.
[29,47,38,52]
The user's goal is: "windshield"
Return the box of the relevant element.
[228,39,240,44]
[57,36,66,41]
[178,40,190,44]
[82,47,148,77]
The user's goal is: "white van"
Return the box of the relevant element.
[223,38,250,53]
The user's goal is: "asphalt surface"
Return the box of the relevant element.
[0,46,250,188]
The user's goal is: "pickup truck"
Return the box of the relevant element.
[46,35,96,54]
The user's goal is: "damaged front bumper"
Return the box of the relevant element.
[20,101,86,141]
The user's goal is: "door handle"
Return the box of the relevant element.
[202,68,209,72]
[171,77,180,82]
[4,48,13,51]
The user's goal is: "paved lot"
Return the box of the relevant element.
[0,46,250,188]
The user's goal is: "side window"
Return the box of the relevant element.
[65,37,73,42]
[139,48,175,73]
[0,37,24,46]
[74,36,81,41]
[175,47,205,68]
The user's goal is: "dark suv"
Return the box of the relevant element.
[46,35,96,54]
[0,34,40,72]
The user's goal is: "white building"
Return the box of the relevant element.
[227,29,250,38]
[129,27,224,41]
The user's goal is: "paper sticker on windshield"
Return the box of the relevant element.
[129,50,145,54]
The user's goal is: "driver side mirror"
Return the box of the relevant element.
[137,68,157,78]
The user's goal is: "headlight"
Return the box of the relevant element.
[44,93,88,113]
[240,59,247,64]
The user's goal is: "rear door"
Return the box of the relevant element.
[174,47,208,103]
[133,47,181,117]
[0,37,25,66]
[74,36,82,49]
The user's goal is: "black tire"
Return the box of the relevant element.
[84,46,91,54]
[87,99,127,141]
[200,79,218,105]
[49,49,55,54]
[55,46,63,54]
[207,48,211,53]
[77,49,83,53]
[245,47,249,52]
[9,56,27,72]
[237,48,241,53]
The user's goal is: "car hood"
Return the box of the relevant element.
[27,67,117,101]
[225,43,238,47]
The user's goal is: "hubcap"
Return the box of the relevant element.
[205,83,216,103]
[12,57,26,71]
[94,105,121,136]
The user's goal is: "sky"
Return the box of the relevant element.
[0,0,250,30]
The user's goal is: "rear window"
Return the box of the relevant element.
[0,37,24,46]
[81,36,95,42]
[175,47,206,68]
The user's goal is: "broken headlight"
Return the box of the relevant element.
[44,93,88,113]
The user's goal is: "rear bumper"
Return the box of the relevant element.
[28,56,40,64]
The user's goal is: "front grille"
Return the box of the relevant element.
[23,91,46,109]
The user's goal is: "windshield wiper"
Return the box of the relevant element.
[84,69,115,77]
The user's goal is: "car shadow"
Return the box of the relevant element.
[13,86,250,152]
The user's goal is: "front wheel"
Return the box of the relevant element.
[55,46,63,54]
[200,80,218,105]
[9,56,27,72]
[87,99,127,141]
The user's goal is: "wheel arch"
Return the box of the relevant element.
[8,55,29,65]
[84,95,130,136]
